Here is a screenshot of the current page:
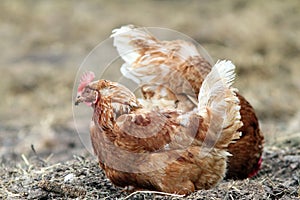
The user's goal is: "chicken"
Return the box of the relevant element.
[111,25,264,179]
[74,60,243,194]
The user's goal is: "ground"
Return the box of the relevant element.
[0,1,299,199]
[1,146,299,199]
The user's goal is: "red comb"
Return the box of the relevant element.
[77,71,95,93]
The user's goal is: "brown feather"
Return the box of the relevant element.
[226,93,264,179]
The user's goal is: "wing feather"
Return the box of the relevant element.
[113,110,174,152]
[111,25,210,98]
[197,60,242,148]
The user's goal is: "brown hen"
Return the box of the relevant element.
[75,61,242,194]
[111,25,264,179]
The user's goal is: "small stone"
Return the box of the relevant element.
[283,155,300,162]
[64,173,75,183]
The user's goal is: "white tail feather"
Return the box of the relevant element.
[198,60,237,116]
[198,60,242,147]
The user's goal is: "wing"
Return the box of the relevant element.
[111,25,212,101]
[112,110,176,152]
[196,60,242,149]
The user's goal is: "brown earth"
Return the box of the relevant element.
[0,1,299,199]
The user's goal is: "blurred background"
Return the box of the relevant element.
[1,0,299,165]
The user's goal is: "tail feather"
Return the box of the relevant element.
[198,60,242,148]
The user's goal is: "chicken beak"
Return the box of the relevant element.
[75,96,83,106]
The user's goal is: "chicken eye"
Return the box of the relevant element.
[85,88,91,94]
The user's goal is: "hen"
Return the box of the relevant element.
[111,25,264,179]
[75,60,242,194]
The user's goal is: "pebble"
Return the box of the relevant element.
[64,173,75,183]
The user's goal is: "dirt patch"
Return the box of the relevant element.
[1,146,299,199]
